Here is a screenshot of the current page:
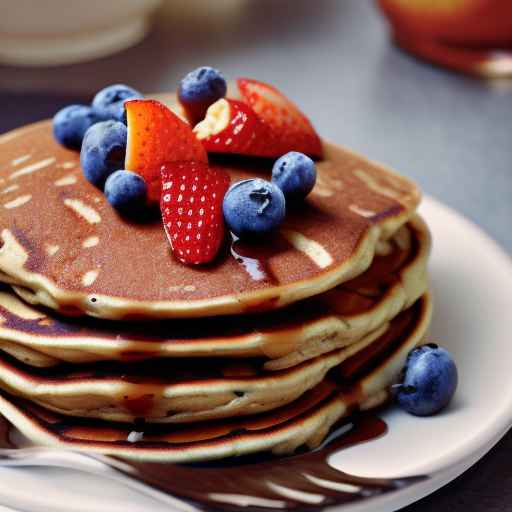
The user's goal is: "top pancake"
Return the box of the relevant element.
[0,114,420,320]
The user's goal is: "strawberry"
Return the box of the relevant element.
[125,99,207,203]
[160,161,230,265]
[237,78,323,158]
[194,98,278,157]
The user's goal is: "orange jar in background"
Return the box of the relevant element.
[377,0,512,77]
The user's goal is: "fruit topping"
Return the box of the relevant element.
[80,120,127,188]
[194,98,275,157]
[53,105,102,150]
[178,66,227,125]
[237,78,323,158]
[271,151,317,201]
[395,343,458,416]
[125,99,207,203]
[223,178,286,239]
[104,170,147,215]
[53,84,144,150]
[92,84,143,123]
[160,161,230,265]
[56,74,322,267]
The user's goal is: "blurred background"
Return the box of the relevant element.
[0,0,510,255]
[0,4,510,252]
[0,1,511,510]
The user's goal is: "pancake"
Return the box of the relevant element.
[0,216,429,371]
[0,293,431,462]
[0,324,386,424]
[0,295,431,424]
[0,271,20,286]
[0,114,420,320]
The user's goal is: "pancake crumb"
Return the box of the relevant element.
[9,157,56,180]
[45,244,60,256]
[82,236,99,248]
[127,431,144,443]
[3,195,32,209]
[349,204,376,218]
[11,155,31,167]
[64,199,101,224]
[281,230,333,269]
[1,184,20,195]
[82,270,100,287]
[54,174,78,187]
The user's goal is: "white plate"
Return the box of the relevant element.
[0,196,511,512]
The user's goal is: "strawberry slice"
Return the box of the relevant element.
[160,161,230,265]
[194,98,279,157]
[237,78,323,158]
[125,99,207,203]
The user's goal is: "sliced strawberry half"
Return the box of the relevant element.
[160,161,230,265]
[125,99,207,203]
[194,98,282,157]
[237,78,323,158]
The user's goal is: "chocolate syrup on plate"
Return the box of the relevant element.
[0,411,425,511]
[123,414,424,511]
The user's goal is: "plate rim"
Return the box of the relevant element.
[0,195,511,512]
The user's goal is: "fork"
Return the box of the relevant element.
[0,416,424,511]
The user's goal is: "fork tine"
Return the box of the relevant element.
[204,491,297,512]
[273,475,354,507]
[266,471,357,506]
[301,464,401,495]
[300,463,354,483]
[168,468,305,510]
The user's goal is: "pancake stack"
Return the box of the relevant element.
[0,100,432,462]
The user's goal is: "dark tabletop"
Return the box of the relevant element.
[0,1,510,510]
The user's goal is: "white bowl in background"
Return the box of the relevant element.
[0,0,162,67]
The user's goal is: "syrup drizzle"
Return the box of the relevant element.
[122,414,425,511]
[229,233,292,285]
[0,411,425,511]
[230,234,268,282]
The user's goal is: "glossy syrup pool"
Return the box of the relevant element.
[123,413,426,510]
[0,409,425,511]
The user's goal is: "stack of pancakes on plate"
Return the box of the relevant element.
[0,103,432,462]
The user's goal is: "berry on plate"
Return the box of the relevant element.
[223,178,286,239]
[272,151,317,201]
[237,78,323,158]
[395,343,458,416]
[80,120,127,188]
[194,99,275,157]
[53,105,102,150]
[104,170,147,215]
[125,99,207,203]
[178,66,227,124]
[92,84,143,123]
[160,161,230,265]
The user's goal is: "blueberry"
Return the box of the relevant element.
[92,84,143,123]
[223,179,286,238]
[104,170,147,215]
[272,151,317,201]
[80,121,127,188]
[53,105,101,150]
[178,66,227,123]
[395,345,458,416]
